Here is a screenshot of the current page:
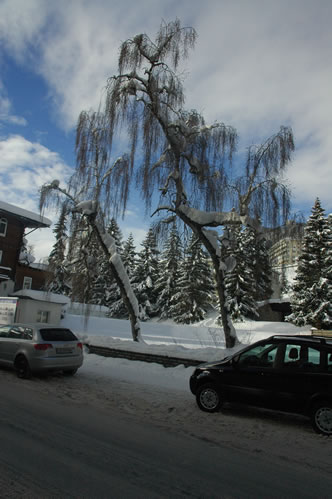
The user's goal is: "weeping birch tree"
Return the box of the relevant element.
[90,19,294,347]
[39,110,142,342]
[46,19,293,347]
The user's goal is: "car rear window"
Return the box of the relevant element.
[39,328,77,342]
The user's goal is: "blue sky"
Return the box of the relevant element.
[0,0,331,260]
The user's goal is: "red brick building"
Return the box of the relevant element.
[0,200,52,295]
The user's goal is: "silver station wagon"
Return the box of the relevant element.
[0,323,83,378]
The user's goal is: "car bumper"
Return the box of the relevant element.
[28,355,83,372]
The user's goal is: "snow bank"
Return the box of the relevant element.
[62,313,310,361]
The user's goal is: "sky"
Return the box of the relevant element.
[0,0,331,261]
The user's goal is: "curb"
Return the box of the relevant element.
[84,344,203,368]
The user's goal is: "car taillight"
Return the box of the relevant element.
[34,344,53,351]
[77,342,83,349]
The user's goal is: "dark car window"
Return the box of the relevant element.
[328,352,332,372]
[8,326,25,339]
[39,328,77,342]
[23,328,33,340]
[283,344,301,366]
[307,347,320,366]
[238,343,278,367]
[281,343,322,372]
[0,326,11,338]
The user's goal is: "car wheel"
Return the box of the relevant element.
[196,383,222,412]
[15,355,32,379]
[311,402,332,436]
[63,369,78,376]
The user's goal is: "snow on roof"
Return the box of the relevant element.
[0,200,52,228]
[12,289,70,304]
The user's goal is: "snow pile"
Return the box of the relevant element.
[62,313,310,361]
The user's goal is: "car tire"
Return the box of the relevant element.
[63,369,78,376]
[310,402,332,436]
[15,355,32,379]
[196,383,222,413]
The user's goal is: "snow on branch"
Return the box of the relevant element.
[179,206,247,227]
[75,200,98,216]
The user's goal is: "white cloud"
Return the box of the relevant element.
[0,0,331,215]
[0,134,72,259]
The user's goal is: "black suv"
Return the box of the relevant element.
[190,335,332,435]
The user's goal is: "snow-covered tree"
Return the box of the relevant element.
[155,224,183,319]
[107,218,123,254]
[170,234,215,323]
[40,110,142,341]
[244,227,273,302]
[221,227,258,321]
[47,206,71,295]
[107,233,137,316]
[96,19,294,347]
[19,238,35,266]
[131,227,160,320]
[70,225,103,304]
[122,233,137,277]
[288,199,332,329]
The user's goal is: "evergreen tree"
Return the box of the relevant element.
[122,233,137,277]
[91,259,113,306]
[107,218,123,254]
[71,228,102,304]
[222,227,258,321]
[47,207,71,295]
[90,218,124,310]
[170,234,215,324]
[288,199,332,329]
[249,229,273,301]
[131,227,160,320]
[155,225,183,319]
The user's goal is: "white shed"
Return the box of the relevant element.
[11,289,70,325]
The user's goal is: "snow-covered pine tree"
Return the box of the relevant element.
[170,234,215,324]
[155,224,183,319]
[70,224,103,304]
[47,207,71,295]
[221,226,258,321]
[90,258,113,307]
[102,218,126,314]
[107,218,123,255]
[288,198,332,329]
[131,227,160,320]
[122,233,137,277]
[244,227,273,301]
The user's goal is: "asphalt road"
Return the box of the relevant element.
[0,378,331,498]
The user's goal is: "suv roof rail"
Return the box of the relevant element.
[272,334,326,343]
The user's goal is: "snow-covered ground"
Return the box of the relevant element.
[62,311,311,360]
[3,313,329,470]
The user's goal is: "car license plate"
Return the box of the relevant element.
[56,347,73,354]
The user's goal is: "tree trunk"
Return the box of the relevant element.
[90,219,141,342]
[212,261,237,349]
[176,209,238,348]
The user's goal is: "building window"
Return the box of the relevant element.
[37,310,50,323]
[0,218,7,237]
[23,276,32,289]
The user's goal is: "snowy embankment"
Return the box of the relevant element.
[62,312,310,361]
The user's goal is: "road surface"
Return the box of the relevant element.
[0,371,331,498]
